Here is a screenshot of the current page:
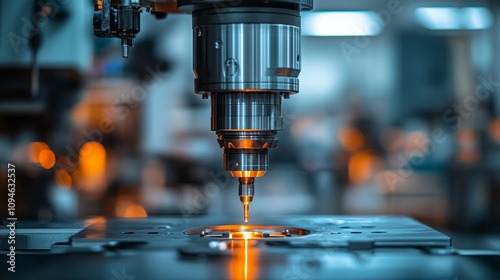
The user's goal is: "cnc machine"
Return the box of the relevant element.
[1,1,500,280]
[94,0,313,222]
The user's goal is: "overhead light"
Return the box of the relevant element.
[415,7,492,30]
[415,7,460,30]
[302,11,383,37]
[462,7,493,30]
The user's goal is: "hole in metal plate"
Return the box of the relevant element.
[184,225,310,239]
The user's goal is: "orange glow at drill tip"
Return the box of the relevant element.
[242,232,251,239]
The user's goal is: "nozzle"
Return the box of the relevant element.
[239,178,254,223]
[241,196,251,222]
[122,44,129,58]
[121,38,133,58]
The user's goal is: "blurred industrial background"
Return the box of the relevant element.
[1,0,499,233]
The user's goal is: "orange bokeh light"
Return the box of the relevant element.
[55,169,72,188]
[456,129,480,164]
[348,151,380,185]
[39,149,56,169]
[339,127,365,152]
[115,199,148,218]
[29,142,49,163]
[29,142,56,169]
[489,118,500,141]
[79,142,106,176]
[123,204,148,218]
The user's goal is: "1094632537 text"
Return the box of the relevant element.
[7,163,17,273]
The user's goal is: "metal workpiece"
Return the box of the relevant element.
[68,216,452,247]
[10,217,499,280]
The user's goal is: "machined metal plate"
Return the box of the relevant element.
[4,216,500,280]
[71,216,451,250]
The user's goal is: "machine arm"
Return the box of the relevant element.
[93,0,178,57]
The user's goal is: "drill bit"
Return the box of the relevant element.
[241,196,251,222]
[121,38,130,58]
[239,178,254,223]
[121,38,134,58]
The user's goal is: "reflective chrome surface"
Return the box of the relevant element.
[224,149,268,174]
[179,0,311,222]
[213,93,280,179]
[211,93,282,131]
[238,177,256,222]
[194,24,301,93]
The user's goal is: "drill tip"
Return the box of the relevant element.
[240,195,252,223]
[239,178,254,223]
[244,204,249,222]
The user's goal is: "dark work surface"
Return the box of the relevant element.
[1,216,499,280]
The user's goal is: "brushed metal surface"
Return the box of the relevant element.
[194,24,301,93]
[224,149,268,174]
[211,92,282,131]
